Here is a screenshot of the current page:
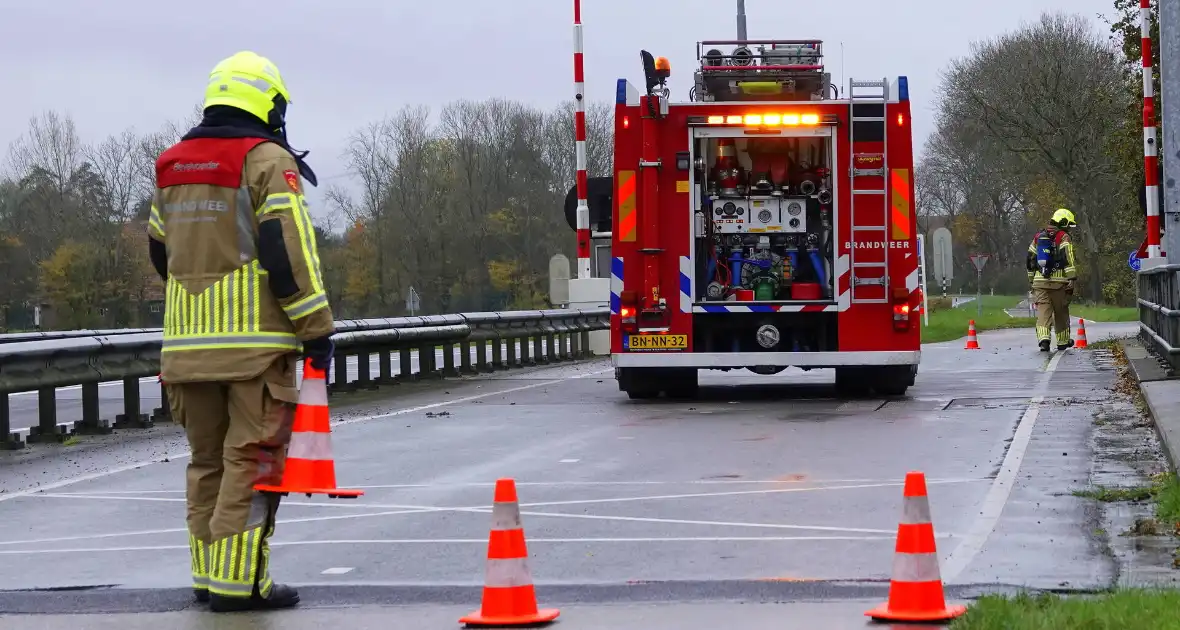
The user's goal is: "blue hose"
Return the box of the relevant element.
[809,250,827,288]
[729,251,743,287]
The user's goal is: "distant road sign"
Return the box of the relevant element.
[969,254,989,272]
[406,286,421,315]
[931,227,953,284]
[549,254,571,305]
[1128,250,1142,272]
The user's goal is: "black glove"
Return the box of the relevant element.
[302,335,335,373]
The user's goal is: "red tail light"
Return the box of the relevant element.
[619,290,639,333]
[892,288,911,331]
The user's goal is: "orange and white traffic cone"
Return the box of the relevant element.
[865,471,967,622]
[254,358,363,499]
[461,478,560,627]
[964,320,980,350]
[1074,319,1088,349]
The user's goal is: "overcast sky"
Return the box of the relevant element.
[0,0,1118,221]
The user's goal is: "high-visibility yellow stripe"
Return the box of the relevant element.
[149,203,165,237]
[165,261,270,345]
[208,526,271,598]
[890,169,912,241]
[286,193,324,295]
[617,170,637,242]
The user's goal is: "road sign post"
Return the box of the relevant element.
[969,254,990,318]
[931,227,953,298]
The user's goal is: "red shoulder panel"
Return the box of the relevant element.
[156,137,269,188]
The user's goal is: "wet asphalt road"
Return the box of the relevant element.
[5,341,546,435]
[0,321,1139,627]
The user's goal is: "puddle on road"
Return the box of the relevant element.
[1081,345,1180,588]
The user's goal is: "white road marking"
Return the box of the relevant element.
[940,350,1064,583]
[16,479,987,545]
[0,508,449,547]
[321,567,354,575]
[559,459,580,463]
[49,477,989,495]
[0,535,907,555]
[0,368,612,504]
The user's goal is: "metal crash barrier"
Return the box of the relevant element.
[0,308,609,449]
[1139,263,1180,371]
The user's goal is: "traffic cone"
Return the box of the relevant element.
[254,358,363,499]
[964,320,980,350]
[1075,319,1088,348]
[865,471,967,623]
[460,478,560,627]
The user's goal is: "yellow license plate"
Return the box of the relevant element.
[626,334,688,351]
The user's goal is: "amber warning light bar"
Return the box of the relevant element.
[688,113,834,127]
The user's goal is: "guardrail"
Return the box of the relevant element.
[0,328,163,344]
[0,309,610,449]
[1138,263,1180,372]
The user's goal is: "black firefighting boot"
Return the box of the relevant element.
[1039,339,1050,352]
[209,584,300,613]
[1057,339,1075,351]
[194,588,209,603]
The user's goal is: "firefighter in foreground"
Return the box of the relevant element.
[147,51,335,612]
[1026,208,1078,352]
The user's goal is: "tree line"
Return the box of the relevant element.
[0,100,612,330]
[916,6,1156,305]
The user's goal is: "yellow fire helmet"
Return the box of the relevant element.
[1051,208,1077,228]
[203,51,292,128]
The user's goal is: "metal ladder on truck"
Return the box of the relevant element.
[847,78,890,305]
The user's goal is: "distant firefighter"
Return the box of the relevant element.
[1026,208,1078,352]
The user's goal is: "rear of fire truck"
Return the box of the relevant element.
[609,31,921,400]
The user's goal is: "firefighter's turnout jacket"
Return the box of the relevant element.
[1026,228,1077,290]
[1026,227,1077,346]
[148,137,334,383]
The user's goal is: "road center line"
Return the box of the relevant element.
[0,367,612,504]
[940,349,1065,583]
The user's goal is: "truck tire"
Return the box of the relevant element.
[618,367,660,400]
[834,367,872,397]
[871,365,917,397]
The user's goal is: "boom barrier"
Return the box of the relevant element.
[0,309,609,449]
[1139,263,1180,372]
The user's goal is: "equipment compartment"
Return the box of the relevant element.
[691,133,836,303]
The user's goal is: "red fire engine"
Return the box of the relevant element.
[607,33,921,399]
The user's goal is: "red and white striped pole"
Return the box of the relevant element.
[1143,0,1162,259]
[573,0,591,279]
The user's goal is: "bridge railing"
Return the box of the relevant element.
[0,328,163,344]
[1138,263,1180,371]
[0,308,610,449]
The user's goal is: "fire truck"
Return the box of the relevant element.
[607,24,921,399]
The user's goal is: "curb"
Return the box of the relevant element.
[1120,337,1180,471]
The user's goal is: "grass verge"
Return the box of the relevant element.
[1072,304,1138,323]
[1071,472,1180,534]
[921,295,1032,344]
[949,589,1180,629]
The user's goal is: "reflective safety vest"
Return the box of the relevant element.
[149,136,334,383]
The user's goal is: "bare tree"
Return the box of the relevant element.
[938,11,1131,296]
